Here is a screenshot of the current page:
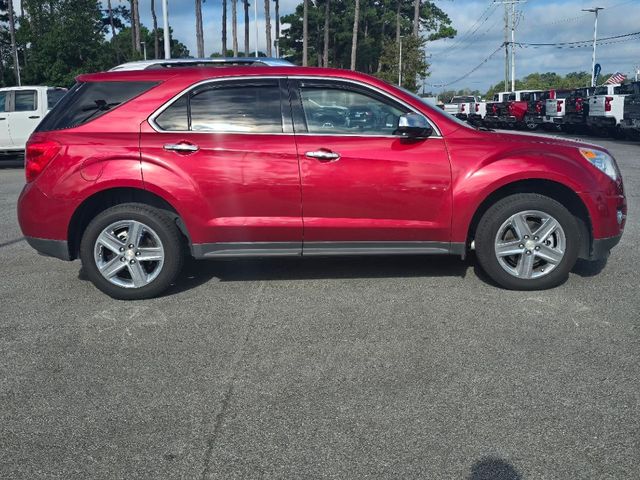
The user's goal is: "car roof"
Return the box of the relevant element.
[0,85,65,91]
[78,66,384,84]
[109,57,294,71]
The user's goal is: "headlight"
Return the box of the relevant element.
[579,148,618,181]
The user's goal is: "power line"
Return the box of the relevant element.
[431,2,499,59]
[516,30,640,47]
[427,44,504,87]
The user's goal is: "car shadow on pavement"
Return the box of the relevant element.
[468,456,522,480]
[163,254,472,296]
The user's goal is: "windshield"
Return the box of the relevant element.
[450,96,475,103]
[397,86,476,130]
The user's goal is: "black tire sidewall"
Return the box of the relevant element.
[80,204,183,300]
[475,194,580,290]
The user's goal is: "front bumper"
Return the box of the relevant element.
[590,234,622,260]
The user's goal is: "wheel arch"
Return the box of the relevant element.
[67,187,192,260]
[466,179,593,259]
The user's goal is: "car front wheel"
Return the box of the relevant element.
[475,194,580,290]
[80,203,184,300]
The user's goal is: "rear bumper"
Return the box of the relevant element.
[620,118,640,129]
[587,116,616,127]
[25,237,71,261]
[564,113,586,125]
[544,115,565,124]
[590,235,622,260]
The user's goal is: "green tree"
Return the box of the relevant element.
[377,35,428,92]
[279,0,455,89]
[18,0,111,86]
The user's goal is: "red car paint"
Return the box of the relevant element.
[18,67,625,261]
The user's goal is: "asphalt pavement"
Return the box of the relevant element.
[0,132,638,479]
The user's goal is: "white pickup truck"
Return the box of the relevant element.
[443,96,479,120]
[0,86,67,158]
[586,84,625,135]
[543,89,573,126]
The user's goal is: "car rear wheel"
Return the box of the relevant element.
[475,194,579,290]
[80,203,184,300]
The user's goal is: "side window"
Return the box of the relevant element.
[47,89,67,110]
[14,90,38,111]
[0,92,6,113]
[299,86,407,136]
[155,83,283,133]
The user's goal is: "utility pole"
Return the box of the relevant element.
[510,1,516,92]
[162,0,171,59]
[494,0,525,92]
[503,3,509,91]
[582,7,604,87]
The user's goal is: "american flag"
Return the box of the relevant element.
[604,72,627,85]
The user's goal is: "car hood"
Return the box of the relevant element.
[488,131,606,151]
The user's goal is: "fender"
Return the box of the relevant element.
[448,142,601,244]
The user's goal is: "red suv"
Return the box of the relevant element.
[18,67,626,299]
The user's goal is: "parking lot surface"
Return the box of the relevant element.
[1,133,638,479]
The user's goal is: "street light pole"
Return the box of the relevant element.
[583,7,604,87]
[255,0,259,57]
[162,0,171,59]
[398,36,403,87]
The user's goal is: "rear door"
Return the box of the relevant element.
[0,91,11,149]
[289,78,452,252]
[141,78,303,255]
[8,89,42,148]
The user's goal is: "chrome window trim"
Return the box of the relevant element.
[148,75,442,138]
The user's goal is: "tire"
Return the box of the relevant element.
[80,203,184,300]
[475,194,580,290]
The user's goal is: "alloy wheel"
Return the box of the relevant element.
[494,210,566,280]
[93,220,165,289]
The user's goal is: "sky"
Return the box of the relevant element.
[97,0,639,92]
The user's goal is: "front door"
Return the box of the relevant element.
[140,78,303,257]
[289,79,452,254]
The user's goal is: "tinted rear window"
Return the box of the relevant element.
[36,81,158,132]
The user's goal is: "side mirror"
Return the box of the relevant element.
[395,113,433,140]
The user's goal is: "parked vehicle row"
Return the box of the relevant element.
[443,81,640,139]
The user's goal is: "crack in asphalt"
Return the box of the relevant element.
[0,237,24,248]
[200,282,266,480]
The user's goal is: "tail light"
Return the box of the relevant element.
[25,140,61,183]
[535,101,543,114]
[556,100,564,113]
[492,104,498,114]
[508,102,514,113]
[475,103,480,112]
[575,98,583,112]
[461,104,466,113]
[605,96,613,112]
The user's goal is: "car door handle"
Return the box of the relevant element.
[163,142,200,153]
[29,116,41,119]
[305,150,340,161]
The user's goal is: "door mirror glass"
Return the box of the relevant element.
[395,113,432,139]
